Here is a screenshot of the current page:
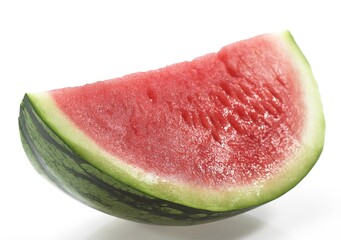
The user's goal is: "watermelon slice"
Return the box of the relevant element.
[19,31,324,225]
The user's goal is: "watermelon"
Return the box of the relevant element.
[19,31,324,225]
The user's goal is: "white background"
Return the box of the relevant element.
[1,0,340,239]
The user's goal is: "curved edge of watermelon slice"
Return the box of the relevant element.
[25,31,325,212]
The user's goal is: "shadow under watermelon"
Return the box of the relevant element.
[86,213,273,240]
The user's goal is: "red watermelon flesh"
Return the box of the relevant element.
[50,33,304,188]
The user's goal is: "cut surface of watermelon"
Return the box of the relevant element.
[25,31,324,212]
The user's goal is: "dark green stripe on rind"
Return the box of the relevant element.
[19,94,251,225]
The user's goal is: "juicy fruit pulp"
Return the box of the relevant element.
[50,38,303,189]
[20,31,324,224]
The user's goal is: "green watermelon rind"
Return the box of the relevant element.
[20,31,324,216]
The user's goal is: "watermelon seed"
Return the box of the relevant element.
[269,98,283,115]
[239,82,254,97]
[216,111,227,125]
[234,104,249,121]
[252,100,266,115]
[227,114,243,134]
[215,91,232,108]
[207,112,221,129]
[199,111,212,130]
[219,81,233,96]
[181,109,193,126]
[262,101,278,117]
[191,111,200,128]
[275,74,287,88]
[249,110,259,123]
[234,87,249,105]
[264,83,283,103]
[211,129,221,143]
[147,89,157,103]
